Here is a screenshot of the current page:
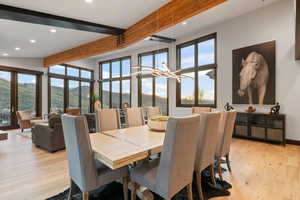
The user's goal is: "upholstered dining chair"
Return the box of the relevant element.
[61,115,129,200]
[125,107,145,127]
[147,107,161,119]
[95,108,121,132]
[66,108,81,116]
[215,111,237,180]
[192,107,212,114]
[130,115,201,200]
[194,112,221,200]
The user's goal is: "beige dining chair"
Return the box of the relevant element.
[125,107,145,127]
[130,115,201,200]
[194,112,221,200]
[192,107,212,114]
[61,114,129,200]
[147,107,161,119]
[215,111,237,180]
[95,109,121,132]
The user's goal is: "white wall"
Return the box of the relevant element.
[0,57,97,116]
[96,0,300,141]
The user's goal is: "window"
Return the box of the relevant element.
[99,57,131,109]
[67,67,79,77]
[17,74,37,115]
[50,78,64,112]
[68,80,80,108]
[48,65,94,113]
[177,33,217,107]
[49,65,65,75]
[138,49,169,115]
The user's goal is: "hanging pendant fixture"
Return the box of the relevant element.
[131,63,194,83]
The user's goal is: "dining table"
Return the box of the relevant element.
[89,125,166,200]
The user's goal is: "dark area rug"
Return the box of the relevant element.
[47,168,231,200]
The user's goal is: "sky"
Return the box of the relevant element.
[0,71,36,84]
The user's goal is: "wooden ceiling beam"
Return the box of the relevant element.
[44,0,227,67]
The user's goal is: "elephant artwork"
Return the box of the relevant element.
[232,41,276,105]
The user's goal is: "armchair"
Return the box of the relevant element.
[16,110,46,132]
[32,113,65,152]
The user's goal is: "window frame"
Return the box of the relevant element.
[48,64,94,113]
[99,56,132,109]
[176,33,217,108]
[138,48,169,115]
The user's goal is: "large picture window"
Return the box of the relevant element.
[176,33,217,107]
[48,65,94,114]
[99,57,131,109]
[138,49,169,115]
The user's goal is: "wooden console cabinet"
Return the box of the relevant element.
[233,112,286,145]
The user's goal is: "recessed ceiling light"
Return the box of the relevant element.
[50,29,57,33]
[15,47,21,51]
[3,53,8,56]
[85,0,93,3]
[30,39,36,43]
[182,21,187,26]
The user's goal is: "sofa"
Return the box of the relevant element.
[32,113,65,153]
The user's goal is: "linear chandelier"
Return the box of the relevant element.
[131,63,194,83]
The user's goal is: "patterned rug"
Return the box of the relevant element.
[47,169,231,200]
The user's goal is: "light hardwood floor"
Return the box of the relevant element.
[0,131,299,200]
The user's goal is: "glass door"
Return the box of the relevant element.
[17,74,37,116]
[0,71,12,129]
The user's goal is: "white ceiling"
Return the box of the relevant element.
[0,0,281,59]
[0,19,105,57]
[0,0,171,58]
[92,0,282,60]
[0,0,171,28]
[159,0,282,39]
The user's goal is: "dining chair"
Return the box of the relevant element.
[61,114,129,200]
[147,107,161,119]
[192,107,212,114]
[125,107,145,127]
[215,111,237,180]
[130,115,201,200]
[194,112,221,200]
[95,108,121,132]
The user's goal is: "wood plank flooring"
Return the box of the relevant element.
[0,130,299,200]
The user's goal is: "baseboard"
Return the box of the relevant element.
[286,139,300,146]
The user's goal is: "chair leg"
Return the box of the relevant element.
[195,172,204,200]
[217,158,224,181]
[83,192,89,200]
[226,154,232,173]
[122,177,128,200]
[187,183,193,200]
[209,165,217,186]
[68,182,73,200]
[131,182,137,200]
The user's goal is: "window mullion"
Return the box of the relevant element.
[152,53,155,107]
[195,43,199,106]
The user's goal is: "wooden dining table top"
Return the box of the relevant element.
[90,125,165,170]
